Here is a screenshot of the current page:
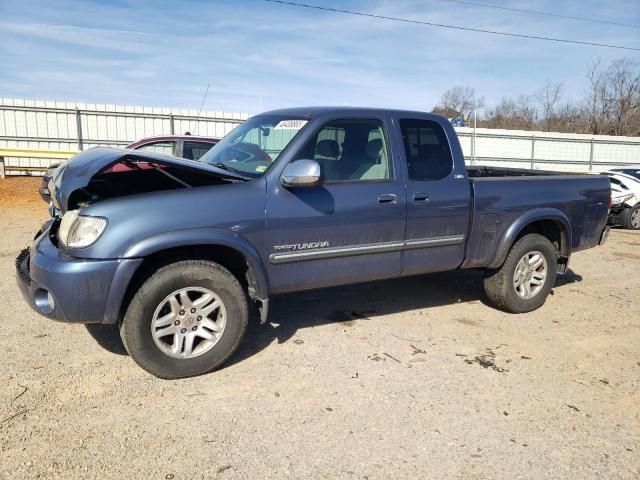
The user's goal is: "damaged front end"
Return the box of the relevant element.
[18,146,269,325]
[50,147,249,214]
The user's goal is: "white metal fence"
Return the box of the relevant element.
[0,98,249,175]
[1,98,639,176]
[456,127,640,172]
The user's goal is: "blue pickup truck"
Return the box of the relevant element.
[16,107,611,378]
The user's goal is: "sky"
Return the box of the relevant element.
[1,0,639,114]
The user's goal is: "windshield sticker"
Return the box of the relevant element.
[274,120,308,130]
[255,165,267,173]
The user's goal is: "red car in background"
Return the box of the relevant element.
[126,134,219,161]
[39,134,220,202]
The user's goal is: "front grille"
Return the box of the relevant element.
[15,248,32,286]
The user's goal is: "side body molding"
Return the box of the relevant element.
[122,227,270,302]
[487,208,572,270]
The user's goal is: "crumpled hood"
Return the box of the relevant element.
[51,147,247,212]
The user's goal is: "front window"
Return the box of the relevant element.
[294,119,392,182]
[200,116,308,177]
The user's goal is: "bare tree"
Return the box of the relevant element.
[583,59,612,134]
[607,58,640,136]
[432,86,484,119]
[581,58,640,136]
[554,103,582,133]
[534,81,563,131]
[483,95,536,130]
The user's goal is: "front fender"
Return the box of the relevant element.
[488,208,572,269]
[122,227,269,301]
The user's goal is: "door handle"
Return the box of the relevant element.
[413,192,430,202]
[378,194,397,204]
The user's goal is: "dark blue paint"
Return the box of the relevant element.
[16,107,611,325]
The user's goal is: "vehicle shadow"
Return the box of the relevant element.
[84,268,583,360]
[85,324,128,356]
[225,268,583,368]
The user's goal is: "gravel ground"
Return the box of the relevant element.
[1,177,639,479]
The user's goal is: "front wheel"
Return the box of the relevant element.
[484,234,557,313]
[623,205,640,230]
[121,260,248,379]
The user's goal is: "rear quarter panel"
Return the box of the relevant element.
[464,175,610,268]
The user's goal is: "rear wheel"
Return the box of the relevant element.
[484,234,557,313]
[121,260,248,379]
[623,205,640,230]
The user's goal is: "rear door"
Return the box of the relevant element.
[396,118,471,275]
[265,117,406,293]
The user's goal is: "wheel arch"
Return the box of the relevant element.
[104,228,269,325]
[624,203,640,230]
[488,209,572,270]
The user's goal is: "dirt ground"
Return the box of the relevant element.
[0,177,639,479]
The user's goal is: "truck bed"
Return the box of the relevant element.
[466,166,571,178]
[463,173,611,269]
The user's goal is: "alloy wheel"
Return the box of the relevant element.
[513,251,548,299]
[150,287,226,359]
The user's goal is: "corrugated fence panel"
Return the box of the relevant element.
[535,139,591,163]
[477,135,532,159]
[592,141,639,167]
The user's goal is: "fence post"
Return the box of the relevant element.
[589,138,594,171]
[530,135,535,169]
[470,132,475,166]
[169,114,175,135]
[0,158,5,179]
[471,110,477,166]
[75,109,84,151]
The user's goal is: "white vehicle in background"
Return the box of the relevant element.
[601,171,640,230]
[610,167,640,181]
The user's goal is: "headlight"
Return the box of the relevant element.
[58,210,108,248]
[48,179,59,209]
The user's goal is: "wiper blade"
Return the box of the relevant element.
[213,162,235,172]
[212,162,250,179]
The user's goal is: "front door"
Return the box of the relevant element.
[265,118,405,293]
[397,118,471,276]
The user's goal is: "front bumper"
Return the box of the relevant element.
[15,226,142,324]
[607,206,628,227]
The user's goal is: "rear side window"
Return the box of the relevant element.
[136,141,176,156]
[400,119,453,180]
[607,177,622,187]
[297,119,392,183]
[183,141,214,161]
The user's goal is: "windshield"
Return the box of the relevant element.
[200,115,308,177]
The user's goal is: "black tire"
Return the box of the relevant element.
[484,234,557,313]
[121,260,248,379]
[623,204,640,230]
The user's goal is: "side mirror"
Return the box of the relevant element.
[281,159,322,187]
